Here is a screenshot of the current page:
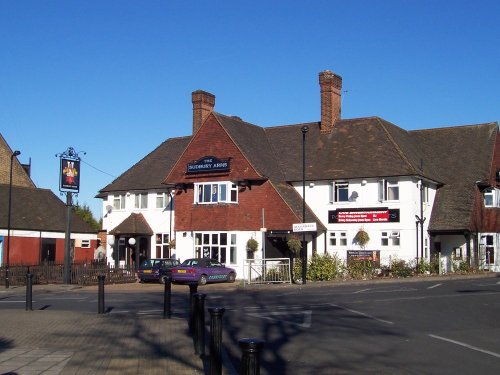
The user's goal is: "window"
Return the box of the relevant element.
[113,195,125,210]
[329,232,347,247]
[484,188,495,207]
[194,232,237,264]
[155,233,170,258]
[135,193,148,209]
[195,182,238,204]
[422,184,429,203]
[156,193,167,208]
[381,231,400,246]
[381,232,389,246]
[378,180,399,201]
[483,235,495,264]
[330,181,349,203]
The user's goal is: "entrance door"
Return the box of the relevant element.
[41,238,56,262]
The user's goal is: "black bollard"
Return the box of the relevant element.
[163,275,172,319]
[25,272,33,311]
[239,338,265,375]
[188,282,198,333]
[208,307,225,375]
[98,274,105,314]
[194,293,206,356]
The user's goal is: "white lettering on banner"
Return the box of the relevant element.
[293,223,317,232]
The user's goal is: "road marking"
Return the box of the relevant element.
[353,288,371,294]
[246,310,312,328]
[429,334,500,358]
[330,304,394,325]
[427,283,442,289]
[0,300,26,303]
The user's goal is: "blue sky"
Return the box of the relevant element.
[1,0,499,218]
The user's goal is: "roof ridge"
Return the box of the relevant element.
[375,118,420,175]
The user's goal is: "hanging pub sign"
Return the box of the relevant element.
[59,157,80,192]
[328,207,400,223]
[187,156,230,174]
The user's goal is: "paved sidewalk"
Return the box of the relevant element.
[0,285,206,375]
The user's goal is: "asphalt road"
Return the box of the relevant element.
[2,276,500,374]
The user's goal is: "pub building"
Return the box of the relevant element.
[98,70,500,277]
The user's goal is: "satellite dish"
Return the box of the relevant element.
[106,205,113,214]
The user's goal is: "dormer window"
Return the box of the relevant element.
[378,179,399,201]
[195,182,238,204]
[484,188,495,207]
[329,181,349,203]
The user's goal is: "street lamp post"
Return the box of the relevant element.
[6,150,21,289]
[301,125,309,285]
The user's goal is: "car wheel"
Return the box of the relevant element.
[199,274,208,285]
[227,272,236,283]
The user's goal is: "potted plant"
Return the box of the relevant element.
[246,238,259,259]
[287,236,302,255]
[168,239,176,249]
[354,229,370,249]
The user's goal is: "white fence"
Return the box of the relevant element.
[243,258,292,285]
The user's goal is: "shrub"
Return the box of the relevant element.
[308,253,342,281]
[390,258,414,277]
[354,229,370,249]
[416,258,430,274]
[429,254,441,274]
[343,260,377,280]
[246,238,259,252]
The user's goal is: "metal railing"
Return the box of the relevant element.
[0,262,136,286]
[243,258,291,285]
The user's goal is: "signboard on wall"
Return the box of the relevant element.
[293,222,317,232]
[328,208,400,223]
[187,156,230,174]
[347,250,381,267]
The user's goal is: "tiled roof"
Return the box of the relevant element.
[410,123,497,231]
[109,213,154,235]
[0,133,36,188]
[97,108,498,233]
[0,184,96,233]
[97,136,191,196]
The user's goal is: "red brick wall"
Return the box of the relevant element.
[168,113,299,231]
[175,180,299,231]
[166,113,262,183]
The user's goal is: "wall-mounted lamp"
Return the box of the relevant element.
[361,180,367,186]
[309,182,315,188]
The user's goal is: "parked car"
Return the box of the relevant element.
[137,258,180,284]
[170,258,236,285]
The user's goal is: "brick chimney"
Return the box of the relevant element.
[319,70,342,133]
[192,90,215,134]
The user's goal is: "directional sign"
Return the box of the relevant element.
[293,222,317,232]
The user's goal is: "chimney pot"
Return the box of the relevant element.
[192,90,215,134]
[319,70,342,133]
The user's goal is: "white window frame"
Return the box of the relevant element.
[329,232,347,247]
[194,232,237,264]
[330,181,349,203]
[484,188,495,207]
[113,195,125,210]
[378,179,399,201]
[156,192,167,209]
[135,193,148,209]
[195,182,238,204]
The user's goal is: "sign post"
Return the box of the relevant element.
[56,147,85,284]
